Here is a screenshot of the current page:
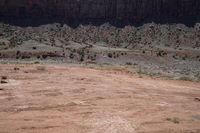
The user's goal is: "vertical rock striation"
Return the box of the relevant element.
[0,0,199,23]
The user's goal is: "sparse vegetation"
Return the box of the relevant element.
[178,76,193,81]
[0,22,199,84]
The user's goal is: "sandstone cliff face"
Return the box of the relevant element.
[0,0,200,23]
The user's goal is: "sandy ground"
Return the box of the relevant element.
[0,64,199,133]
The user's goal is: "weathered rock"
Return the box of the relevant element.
[0,0,199,24]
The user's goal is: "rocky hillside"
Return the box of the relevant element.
[0,0,200,24]
[0,23,200,80]
[0,0,200,79]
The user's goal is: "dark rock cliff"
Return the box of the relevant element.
[0,0,200,25]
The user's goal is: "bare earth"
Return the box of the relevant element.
[0,64,200,133]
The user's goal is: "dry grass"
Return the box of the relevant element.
[36,66,46,71]
[166,117,180,124]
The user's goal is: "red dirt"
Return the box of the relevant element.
[0,64,200,133]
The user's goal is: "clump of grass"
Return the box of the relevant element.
[36,66,46,71]
[166,117,180,124]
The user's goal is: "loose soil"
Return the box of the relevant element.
[0,64,200,133]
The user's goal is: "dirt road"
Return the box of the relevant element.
[0,64,199,133]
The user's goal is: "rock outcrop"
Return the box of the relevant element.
[0,0,200,24]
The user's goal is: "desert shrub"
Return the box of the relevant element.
[182,56,187,60]
[0,42,5,46]
[172,55,178,59]
[14,67,20,71]
[21,56,25,59]
[80,57,84,62]
[9,37,22,48]
[21,55,30,59]
[126,62,132,65]
[69,53,74,59]
[77,50,85,62]
[196,55,200,61]
[16,51,20,55]
[108,53,112,58]
[42,55,47,59]
[157,50,167,57]
[50,38,55,46]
